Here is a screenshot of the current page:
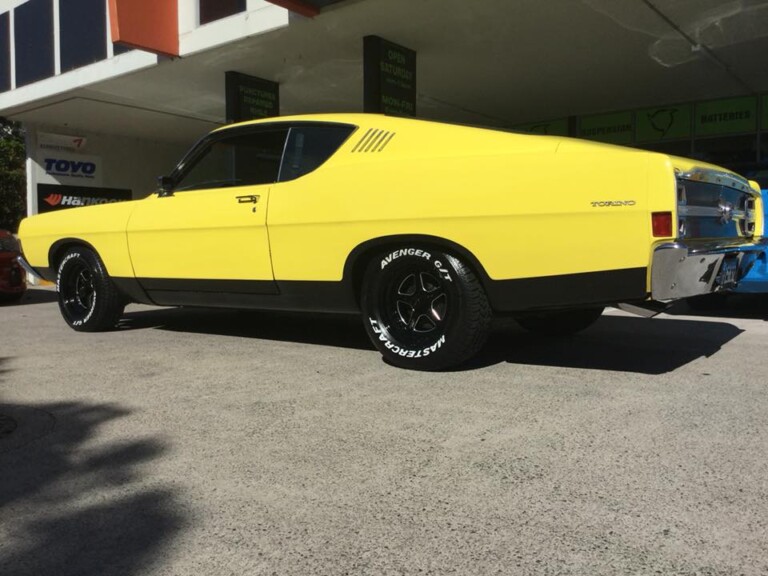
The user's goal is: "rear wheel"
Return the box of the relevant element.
[515,307,604,336]
[57,247,125,331]
[361,246,491,370]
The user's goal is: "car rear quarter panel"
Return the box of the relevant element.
[267,122,663,285]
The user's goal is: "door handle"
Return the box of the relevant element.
[236,195,260,204]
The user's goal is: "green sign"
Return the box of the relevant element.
[364,35,417,117]
[515,118,569,136]
[579,112,633,144]
[695,96,756,136]
[225,71,279,123]
[635,104,692,142]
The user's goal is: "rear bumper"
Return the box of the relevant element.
[651,241,765,301]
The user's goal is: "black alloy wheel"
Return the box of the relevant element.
[361,246,491,370]
[57,247,125,331]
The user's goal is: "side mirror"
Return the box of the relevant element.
[157,175,175,197]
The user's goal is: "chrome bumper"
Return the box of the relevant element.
[651,241,765,301]
[17,254,43,281]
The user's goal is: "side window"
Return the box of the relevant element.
[175,129,288,192]
[279,125,355,182]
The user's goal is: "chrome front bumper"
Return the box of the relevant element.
[651,241,765,301]
[17,254,44,281]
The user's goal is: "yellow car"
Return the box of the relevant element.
[19,114,765,369]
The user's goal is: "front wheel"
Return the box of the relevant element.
[515,307,604,336]
[56,247,125,332]
[361,247,491,370]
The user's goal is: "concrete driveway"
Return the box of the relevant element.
[2,287,767,575]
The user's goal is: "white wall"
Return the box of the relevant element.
[178,0,290,56]
[25,123,190,215]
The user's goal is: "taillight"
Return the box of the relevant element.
[652,212,673,237]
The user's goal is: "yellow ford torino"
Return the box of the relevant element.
[19,114,765,369]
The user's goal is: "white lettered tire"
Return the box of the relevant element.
[361,246,491,370]
[56,247,125,332]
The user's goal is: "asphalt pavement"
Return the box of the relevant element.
[2,287,767,575]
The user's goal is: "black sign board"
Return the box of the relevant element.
[364,35,416,117]
[225,71,280,123]
[37,184,132,213]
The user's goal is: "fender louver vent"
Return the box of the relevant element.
[351,128,396,153]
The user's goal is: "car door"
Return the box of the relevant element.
[126,127,289,301]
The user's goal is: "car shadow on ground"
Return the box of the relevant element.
[666,293,768,321]
[2,286,58,306]
[465,313,744,374]
[0,359,186,576]
[120,306,376,351]
[119,307,743,375]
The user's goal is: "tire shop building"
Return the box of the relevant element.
[3,0,768,221]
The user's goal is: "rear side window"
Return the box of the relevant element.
[175,129,288,192]
[279,125,355,182]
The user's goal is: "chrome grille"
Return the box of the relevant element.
[676,169,757,240]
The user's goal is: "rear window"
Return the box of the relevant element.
[279,125,355,182]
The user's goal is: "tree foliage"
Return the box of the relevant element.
[0,117,26,232]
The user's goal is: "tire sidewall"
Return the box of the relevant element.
[57,249,101,329]
[362,247,468,368]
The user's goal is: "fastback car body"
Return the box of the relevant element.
[19,114,765,369]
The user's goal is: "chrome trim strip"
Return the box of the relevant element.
[17,255,41,280]
[678,167,752,192]
[678,206,749,219]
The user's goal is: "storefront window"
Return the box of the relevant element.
[15,0,54,87]
[0,12,9,92]
[60,0,107,72]
[199,0,246,25]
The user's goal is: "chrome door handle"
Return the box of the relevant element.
[236,195,260,204]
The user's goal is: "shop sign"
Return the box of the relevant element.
[695,96,756,136]
[635,104,692,142]
[37,152,102,187]
[38,132,87,153]
[37,184,131,213]
[579,112,634,144]
[364,35,417,117]
[515,118,569,136]
[225,71,279,123]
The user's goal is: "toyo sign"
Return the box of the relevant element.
[36,132,102,187]
[43,157,97,177]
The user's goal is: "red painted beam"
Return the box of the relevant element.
[265,0,320,18]
[108,0,179,57]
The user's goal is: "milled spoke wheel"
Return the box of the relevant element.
[61,262,96,320]
[393,271,447,335]
[361,246,491,370]
[56,247,125,332]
